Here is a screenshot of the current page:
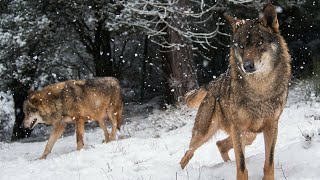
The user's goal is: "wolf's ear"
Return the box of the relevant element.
[259,2,279,33]
[27,89,38,104]
[29,95,41,105]
[28,89,34,95]
[224,13,237,32]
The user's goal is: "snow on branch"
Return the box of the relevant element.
[228,0,255,4]
[115,0,228,50]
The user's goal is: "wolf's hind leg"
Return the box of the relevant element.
[180,93,219,169]
[75,118,85,150]
[216,132,256,162]
[180,120,220,169]
[98,118,110,143]
[39,123,66,159]
[107,110,118,141]
[244,132,257,146]
[180,133,209,169]
[216,136,232,162]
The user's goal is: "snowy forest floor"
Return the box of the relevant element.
[1,86,320,180]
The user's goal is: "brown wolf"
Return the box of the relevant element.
[23,77,123,159]
[180,3,291,180]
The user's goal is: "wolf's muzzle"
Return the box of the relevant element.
[243,61,255,73]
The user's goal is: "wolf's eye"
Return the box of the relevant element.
[257,41,263,46]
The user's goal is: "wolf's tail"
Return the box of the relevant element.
[116,102,123,130]
[184,86,208,108]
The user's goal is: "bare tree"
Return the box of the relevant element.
[161,0,197,103]
[116,0,229,103]
[43,0,124,77]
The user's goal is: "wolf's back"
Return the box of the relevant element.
[185,85,209,108]
[184,75,227,108]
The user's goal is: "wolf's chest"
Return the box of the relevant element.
[231,97,281,131]
[243,100,277,118]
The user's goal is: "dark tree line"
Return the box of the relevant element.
[0,0,319,141]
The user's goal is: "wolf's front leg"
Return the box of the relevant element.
[39,123,66,159]
[75,118,85,150]
[262,121,278,180]
[230,125,248,180]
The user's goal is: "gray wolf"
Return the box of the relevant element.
[180,3,291,180]
[23,77,123,159]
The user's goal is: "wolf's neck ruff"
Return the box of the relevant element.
[229,16,291,96]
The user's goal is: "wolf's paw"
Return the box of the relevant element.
[109,136,116,141]
[38,155,47,160]
[180,151,194,169]
[262,176,274,180]
[104,140,111,144]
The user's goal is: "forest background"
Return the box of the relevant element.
[0,0,319,142]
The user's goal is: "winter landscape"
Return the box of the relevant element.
[1,0,320,180]
[1,84,320,180]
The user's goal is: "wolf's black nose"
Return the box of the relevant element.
[243,61,255,73]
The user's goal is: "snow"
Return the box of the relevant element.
[1,88,320,180]
[0,91,15,142]
[13,34,26,47]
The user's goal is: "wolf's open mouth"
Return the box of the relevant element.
[30,118,37,129]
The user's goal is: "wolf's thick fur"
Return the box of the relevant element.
[180,3,291,180]
[23,77,123,159]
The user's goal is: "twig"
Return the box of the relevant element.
[280,164,288,180]
[197,165,202,180]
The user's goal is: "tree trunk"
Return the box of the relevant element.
[140,36,149,103]
[312,54,320,97]
[93,24,115,77]
[163,0,198,104]
[9,47,36,141]
[11,80,31,141]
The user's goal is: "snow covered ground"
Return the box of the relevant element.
[1,87,320,180]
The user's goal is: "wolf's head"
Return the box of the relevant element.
[226,3,284,77]
[23,91,46,129]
